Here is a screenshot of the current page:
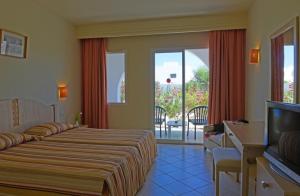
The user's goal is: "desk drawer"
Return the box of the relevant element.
[256,161,283,196]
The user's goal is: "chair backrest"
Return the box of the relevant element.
[155,106,166,124]
[188,106,208,124]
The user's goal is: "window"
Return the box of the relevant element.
[283,45,295,103]
[106,52,125,103]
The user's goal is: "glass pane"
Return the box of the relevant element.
[155,52,183,140]
[106,53,125,103]
[283,45,295,103]
[185,49,209,144]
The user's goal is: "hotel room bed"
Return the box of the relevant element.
[0,99,157,196]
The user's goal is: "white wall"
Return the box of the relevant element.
[246,0,300,120]
[0,0,81,123]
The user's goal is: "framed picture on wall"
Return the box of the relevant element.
[0,29,27,58]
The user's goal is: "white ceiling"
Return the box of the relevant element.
[34,0,253,25]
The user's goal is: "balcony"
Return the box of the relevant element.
[155,122,204,144]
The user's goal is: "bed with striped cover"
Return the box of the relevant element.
[0,128,156,196]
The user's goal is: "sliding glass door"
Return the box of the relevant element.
[184,49,209,143]
[154,51,184,141]
[154,49,209,143]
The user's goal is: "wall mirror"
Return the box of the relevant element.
[271,16,299,103]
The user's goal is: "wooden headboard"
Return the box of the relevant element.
[0,98,55,132]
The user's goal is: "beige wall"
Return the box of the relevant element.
[107,32,208,129]
[76,12,247,38]
[0,0,81,123]
[246,0,300,120]
[1,0,277,126]
[77,11,248,130]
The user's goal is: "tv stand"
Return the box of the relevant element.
[256,157,300,196]
[269,161,299,186]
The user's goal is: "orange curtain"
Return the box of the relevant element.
[271,35,285,102]
[208,29,246,124]
[81,38,108,128]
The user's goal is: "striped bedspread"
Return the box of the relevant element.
[44,128,157,173]
[0,129,156,196]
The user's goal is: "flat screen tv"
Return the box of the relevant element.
[264,101,300,185]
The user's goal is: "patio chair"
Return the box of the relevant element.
[155,106,167,137]
[187,105,208,139]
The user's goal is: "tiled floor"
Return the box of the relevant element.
[137,144,240,196]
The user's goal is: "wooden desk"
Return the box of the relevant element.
[223,121,266,196]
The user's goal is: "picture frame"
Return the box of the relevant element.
[0,29,27,58]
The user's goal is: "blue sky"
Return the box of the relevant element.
[284,45,294,82]
[155,50,208,84]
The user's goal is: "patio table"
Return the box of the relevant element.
[167,120,186,135]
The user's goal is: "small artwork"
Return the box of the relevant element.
[0,29,27,58]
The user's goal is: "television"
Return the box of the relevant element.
[264,101,300,185]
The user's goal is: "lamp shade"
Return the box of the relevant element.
[58,85,68,100]
[249,49,260,64]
